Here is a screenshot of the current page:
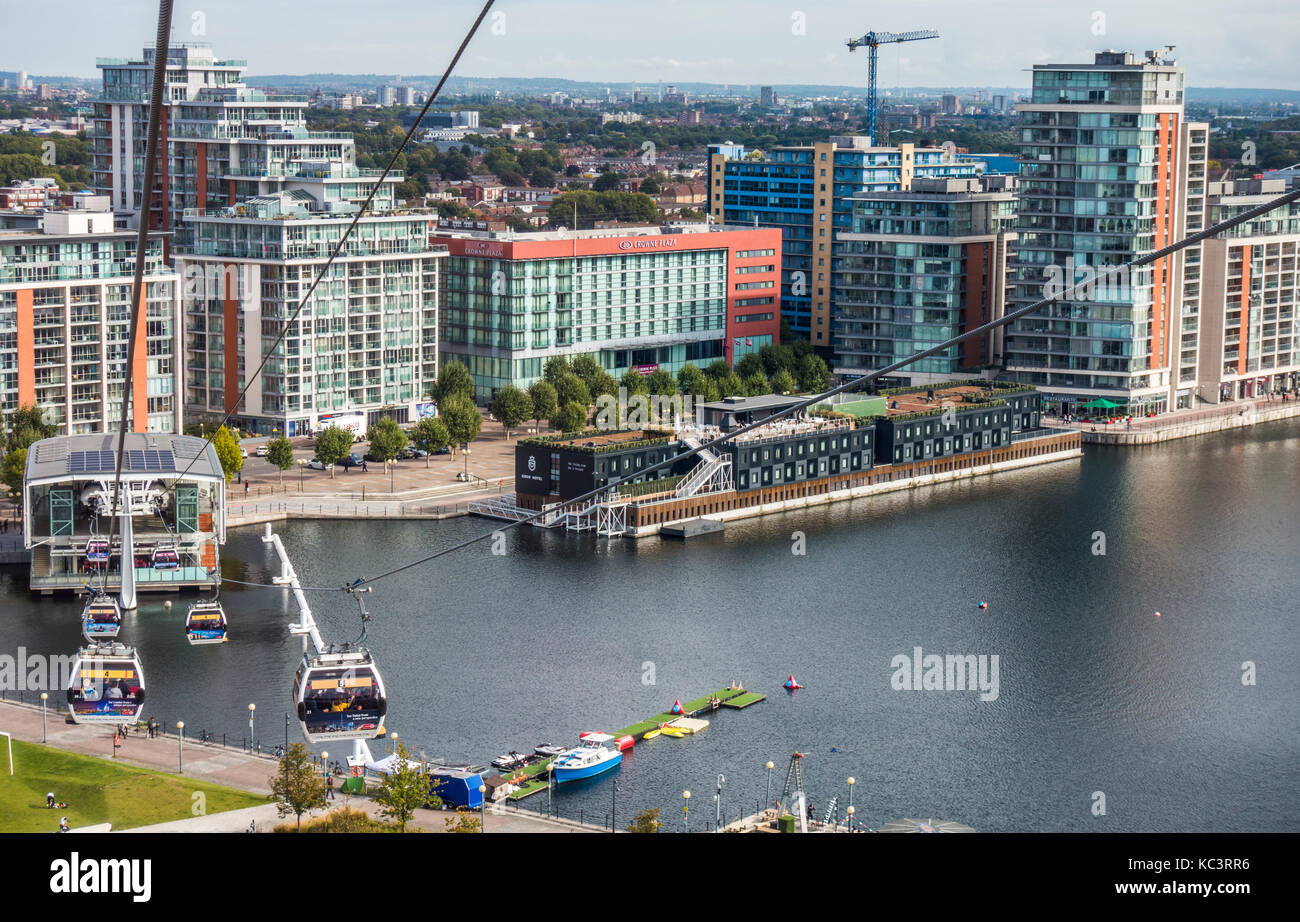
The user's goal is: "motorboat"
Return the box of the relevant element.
[552,733,622,783]
[492,751,530,771]
[533,744,566,758]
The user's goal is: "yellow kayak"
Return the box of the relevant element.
[642,728,662,740]
[660,727,688,738]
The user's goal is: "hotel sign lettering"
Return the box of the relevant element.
[619,238,679,250]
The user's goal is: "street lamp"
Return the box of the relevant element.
[847,776,855,810]
[176,721,184,773]
[462,446,471,479]
[715,773,725,832]
[247,703,255,750]
[40,692,48,743]
[611,778,618,833]
[846,804,855,833]
[765,761,774,814]
[547,763,555,818]
[478,784,487,832]
[297,458,306,492]
[682,790,690,833]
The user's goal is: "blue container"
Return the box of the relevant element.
[429,768,484,808]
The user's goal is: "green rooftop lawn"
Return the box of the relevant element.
[0,740,267,832]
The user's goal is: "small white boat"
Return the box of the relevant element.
[492,751,529,771]
[552,733,622,783]
[534,744,566,758]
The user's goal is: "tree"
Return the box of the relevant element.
[489,385,533,438]
[314,426,353,479]
[569,353,603,384]
[704,359,732,382]
[626,807,663,833]
[211,425,243,484]
[638,176,661,195]
[554,373,591,411]
[737,353,765,379]
[439,394,483,450]
[593,170,620,191]
[410,415,450,468]
[645,368,676,397]
[677,363,707,396]
[1,447,26,504]
[771,368,798,395]
[720,371,746,398]
[269,743,327,831]
[528,380,558,430]
[529,166,555,188]
[551,400,588,433]
[432,360,476,408]
[445,808,483,833]
[2,403,58,453]
[542,355,572,385]
[588,369,619,401]
[620,368,649,396]
[373,741,437,833]
[799,354,830,393]
[743,371,771,396]
[366,417,407,462]
[265,436,294,485]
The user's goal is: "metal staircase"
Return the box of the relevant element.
[675,432,732,498]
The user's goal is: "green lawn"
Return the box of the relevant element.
[0,740,267,832]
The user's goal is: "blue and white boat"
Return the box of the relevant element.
[551,732,622,783]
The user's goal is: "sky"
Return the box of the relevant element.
[3,0,1297,90]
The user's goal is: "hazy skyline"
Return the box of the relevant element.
[3,0,1297,90]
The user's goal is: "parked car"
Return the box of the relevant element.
[238,447,248,458]
[307,459,326,471]
[435,445,451,455]
[255,445,269,457]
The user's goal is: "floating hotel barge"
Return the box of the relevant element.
[22,433,226,595]
[472,382,1081,536]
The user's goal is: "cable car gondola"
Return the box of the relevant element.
[65,642,145,725]
[185,600,228,645]
[81,592,122,641]
[85,539,109,568]
[151,545,180,570]
[293,647,387,742]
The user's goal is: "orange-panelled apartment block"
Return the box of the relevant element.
[1006,50,1211,417]
[0,204,182,435]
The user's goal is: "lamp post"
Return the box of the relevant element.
[611,778,618,833]
[715,773,725,832]
[321,751,328,777]
[682,790,690,833]
[247,703,255,750]
[846,804,855,833]
[479,784,487,832]
[40,692,48,743]
[847,776,855,810]
[462,446,471,479]
[547,763,555,818]
[765,761,774,814]
[176,721,184,773]
[297,458,306,492]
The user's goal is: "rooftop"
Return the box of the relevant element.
[24,433,224,483]
[432,221,760,243]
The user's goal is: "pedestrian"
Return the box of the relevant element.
[361,460,368,473]
[326,773,335,801]
[46,792,56,808]
[244,481,250,496]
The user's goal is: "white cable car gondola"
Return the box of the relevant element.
[293,647,387,742]
[81,592,122,641]
[85,539,110,568]
[151,545,180,570]
[65,642,145,725]
[184,600,228,645]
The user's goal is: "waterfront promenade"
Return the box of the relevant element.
[0,700,596,833]
[1046,394,1300,444]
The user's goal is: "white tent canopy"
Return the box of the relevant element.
[365,754,423,776]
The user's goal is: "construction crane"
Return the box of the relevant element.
[846,29,941,144]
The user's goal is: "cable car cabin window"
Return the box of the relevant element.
[298,666,385,737]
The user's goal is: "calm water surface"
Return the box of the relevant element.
[3,420,1297,831]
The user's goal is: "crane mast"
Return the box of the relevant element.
[846,29,941,144]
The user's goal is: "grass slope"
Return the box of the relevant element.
[0,740,267,832]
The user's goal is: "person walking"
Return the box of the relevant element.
[325,773,336,801]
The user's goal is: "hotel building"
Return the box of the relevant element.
[434,223,782,403]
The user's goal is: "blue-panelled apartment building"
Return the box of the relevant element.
[707,136,980,354]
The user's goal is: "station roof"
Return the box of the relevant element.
[699,394,806,415]
[24,433,225,483]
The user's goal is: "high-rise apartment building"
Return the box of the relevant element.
[834,176,1019,383]
[0,201,182,434]
[708,136,980,352]
[1005,50,1208,415]
[91,44,397,245]
[174,183,445,436]
[1196,178,1300,402]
